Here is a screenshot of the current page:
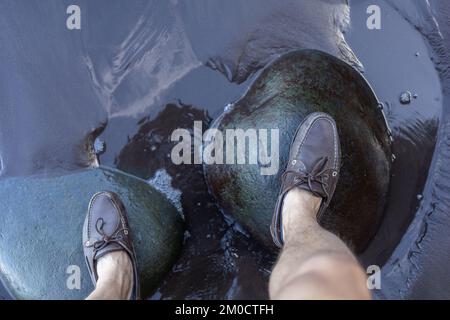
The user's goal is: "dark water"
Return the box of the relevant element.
[0,0,449,299]
[347,0,442,266]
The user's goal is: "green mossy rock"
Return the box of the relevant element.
[0,166,183,299]
[204,50,392,253]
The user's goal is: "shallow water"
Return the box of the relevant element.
[0,0,449,299]
[347,0,442,267]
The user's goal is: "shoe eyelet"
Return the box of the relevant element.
[85,241,90,247]
[124,230,129,235]
[291,160,297,165]
[332,171,338,177]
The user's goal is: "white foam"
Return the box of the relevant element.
[147,169,184,220]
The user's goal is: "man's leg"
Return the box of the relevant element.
[269,112,370,300]
[269,189,370,300]
[85,251,133,300]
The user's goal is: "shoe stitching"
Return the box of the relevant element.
[296,115,339,170]
[87,192,126,243]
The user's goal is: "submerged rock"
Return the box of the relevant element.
[204,50,392,253]
[0,167,183,299]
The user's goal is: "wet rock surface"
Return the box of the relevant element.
[116,104,275,299]
[204,50,392,253]
[0,0,449,300]
[0,167,183,299]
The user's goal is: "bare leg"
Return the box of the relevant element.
[85,251,133,300]
[269,188,371,300]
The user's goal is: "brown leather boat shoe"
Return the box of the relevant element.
[270,112,341,248]
[83,191,140,299]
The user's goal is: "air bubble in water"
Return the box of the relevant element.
[399,91,412,105]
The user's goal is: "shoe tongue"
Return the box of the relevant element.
[284,169,327,199]
[285,159,327,198]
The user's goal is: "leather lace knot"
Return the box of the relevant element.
[86,218,128,254]
[282,157,332,200]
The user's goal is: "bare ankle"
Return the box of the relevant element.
[284,188,322,213]
[282,188,322,240]
[94,251,133,300]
